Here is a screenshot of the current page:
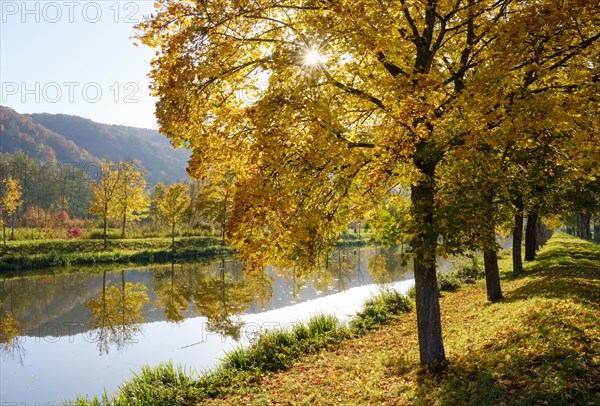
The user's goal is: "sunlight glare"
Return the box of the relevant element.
[304,47,326,66]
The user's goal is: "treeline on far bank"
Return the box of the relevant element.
[0,151,231,241]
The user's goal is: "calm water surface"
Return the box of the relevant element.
[0,246,438,404]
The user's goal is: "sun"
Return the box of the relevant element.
[304,47,326,66]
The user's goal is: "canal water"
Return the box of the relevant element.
[0,246,436,404]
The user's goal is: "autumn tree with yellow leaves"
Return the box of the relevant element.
[157,183,191,250]
[89,160,122,250]
[137,0,599,367]
[0,177,23,253]
[113,161,150,238]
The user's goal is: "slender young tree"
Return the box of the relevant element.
[89,160,122,250]
[113,161,150,238]
[0,177,23,253]
[158,183,191,251]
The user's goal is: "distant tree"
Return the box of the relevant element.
[89,160,122,250]
[192,172,235,243]
[113,161,150,238]
[149,182,167,224]
[0,177,23,253]
[158,183,191,250]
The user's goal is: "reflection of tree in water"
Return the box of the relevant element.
[152,258,274,340]
[275,264,308,298]
[0,300,25,364]
[367,246,412,284]
[0,279,25,363]
[191,258,254,341]
[86,270,149,355]
[154,262,189,323]
[311,249,362,293]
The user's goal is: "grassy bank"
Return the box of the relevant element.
[0,236,230,272]
[75,232,599,405]
[0,232,372,272]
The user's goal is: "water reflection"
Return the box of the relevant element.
[86,271,150,354]
[1,246,424,404]
[0,246,417,357]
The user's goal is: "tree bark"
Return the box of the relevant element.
[512,197,524,275]
[410,161,446,368]
[484,249,503,301]
[582,212,592,240]
[2,223,6,254]
[594,217,600,243]
[121,211,127,239]
[171,222,176,251]
[103,213,108,251]
[483,191,503,301]
[10,211,16,241]
[525,211,538,261]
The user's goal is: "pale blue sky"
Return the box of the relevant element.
[1,0,158,128]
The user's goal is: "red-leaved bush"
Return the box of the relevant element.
[66,225,82,239]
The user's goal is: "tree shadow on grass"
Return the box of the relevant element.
[401,302,599,406]
[505,237,600,306]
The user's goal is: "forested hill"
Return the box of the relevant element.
[0,106,190,185]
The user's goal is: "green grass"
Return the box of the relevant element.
[0,236,230,272]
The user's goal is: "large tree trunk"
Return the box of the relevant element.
[525,211,538,261]
[483,191,503,301]
[410,162,446,368]
[512,197,524,275]
[581,212,592,241]
[594,216,600,243]
[484,249,503,301]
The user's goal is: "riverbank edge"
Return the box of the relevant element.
[0,233,371,273]
[0,237,231,273]
[74,232,599,405]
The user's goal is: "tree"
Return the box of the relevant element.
[113,161,150,238]
[191,172,235,243]
[150,182,167,223]
[89,160,122,250]
[0,177,23,253]
[137,0,599,367]
[158,183,191,250]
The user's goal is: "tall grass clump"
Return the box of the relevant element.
[223,313,345,372]
[73,363,199,406]
[350,288,413,334]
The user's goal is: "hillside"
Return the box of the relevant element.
[0,106,190,185]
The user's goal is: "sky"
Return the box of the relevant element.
[1,0,158,129]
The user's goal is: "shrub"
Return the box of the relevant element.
[437,273,462,292]
[350,289,413,334]
[66,226,82,239]
[57,210,70,223]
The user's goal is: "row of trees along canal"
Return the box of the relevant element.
[0,152,232,252]
[135,0,600,369]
